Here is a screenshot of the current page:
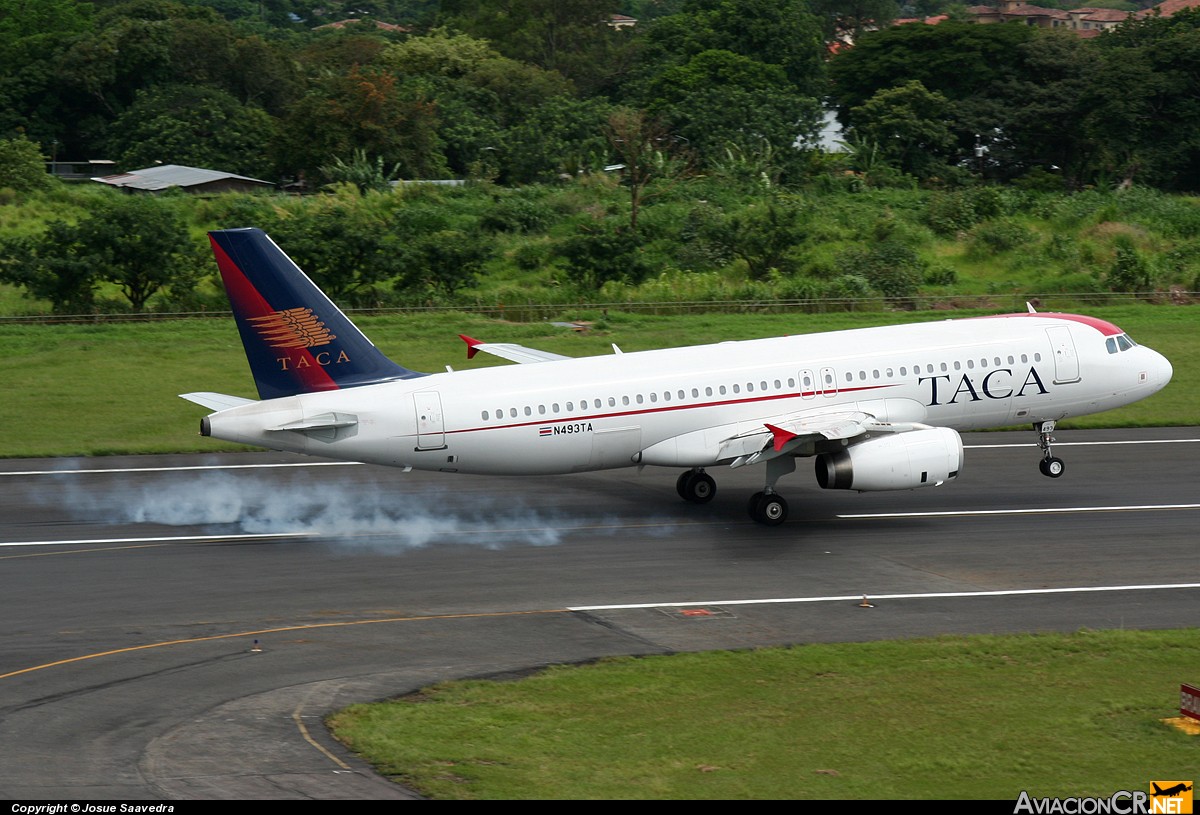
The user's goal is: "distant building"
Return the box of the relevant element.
[47,159,115,181]
[92,164,274,194]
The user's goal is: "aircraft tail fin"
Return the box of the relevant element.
[208,228,423,400]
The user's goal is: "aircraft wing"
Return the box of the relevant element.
[179,392,256,411]
[458,334,572,364]
[721,411,920,468]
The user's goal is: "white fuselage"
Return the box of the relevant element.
[202,314,1172,476]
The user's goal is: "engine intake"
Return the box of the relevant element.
[816,427,963,491]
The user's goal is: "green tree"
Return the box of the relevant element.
[604,106,692,232]
[0,222,100,314]
[503,95,612,183]
[810,0,899,44]
[698,197,809,280]
[400,229,490,296]
[0,195,201,313]
[846,80,956,180]
[0,135,53,191]
[635,49,823,174]
[557,224,650,291]
[636,0,826,94]
[827,21,1036,117]
[106,85,278,177]
[80,194,203,312]
[263,205,410,306]
[440,0,631,95]
[272,66,448,182]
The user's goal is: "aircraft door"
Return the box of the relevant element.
[413,391,446,450]
[1046,326,1080,383]
[820,367,838,397]
[799,369,816,399]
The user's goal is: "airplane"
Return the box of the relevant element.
[1152,783,1193,797]
[181,228,1173,526]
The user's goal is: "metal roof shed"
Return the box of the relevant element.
[91,164,273,194]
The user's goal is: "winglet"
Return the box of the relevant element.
[459,334,482,360]
[765,423,798,453]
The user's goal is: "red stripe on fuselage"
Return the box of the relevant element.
[210,237,340,393]
[973,312,1124,336]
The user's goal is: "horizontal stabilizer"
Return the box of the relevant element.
[179,392,256,412]
[459,334,571,364]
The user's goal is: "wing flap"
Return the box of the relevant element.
[722,412,925,468]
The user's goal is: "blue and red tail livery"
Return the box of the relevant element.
[208,228,422,399]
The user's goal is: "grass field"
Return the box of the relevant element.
[328,629,1200,800]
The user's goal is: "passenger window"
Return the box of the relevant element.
[482,410,489,420]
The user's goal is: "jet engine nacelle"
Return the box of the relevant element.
[815,427,963,491]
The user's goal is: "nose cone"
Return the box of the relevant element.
[1148,348,1173,393]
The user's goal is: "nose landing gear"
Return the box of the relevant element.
[1035,420,1065,478]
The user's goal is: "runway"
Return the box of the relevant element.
[1,426,1198,799]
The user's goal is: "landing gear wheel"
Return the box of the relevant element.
[1039,456,1065,478]
[749,492,788,526]
[676,470,716,503]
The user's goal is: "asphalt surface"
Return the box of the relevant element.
[1,426,1198,800]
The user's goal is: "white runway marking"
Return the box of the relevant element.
[569,582,1200,612]
[839,503,1200,519]
[0,461,359,477]
[0,532,316,547]
[966,438,1200,449]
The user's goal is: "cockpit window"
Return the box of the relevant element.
[1107,333,1138,354]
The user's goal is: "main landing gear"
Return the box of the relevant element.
[676,457,796,526]
[676,468,716,503]
[1035,420,1065,478]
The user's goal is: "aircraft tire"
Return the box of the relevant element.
[750,493,788,526]
[1039,457,1065,478]
[678,471,716,503]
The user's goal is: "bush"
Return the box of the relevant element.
[0,136,53,193]
[968,217,1036,257]
[1105,238,1152,292]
